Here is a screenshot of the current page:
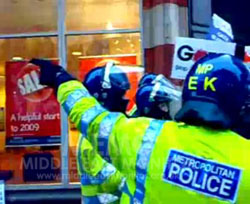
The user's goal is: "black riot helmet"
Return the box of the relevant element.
[83,62,130,113]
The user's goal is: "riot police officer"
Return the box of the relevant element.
[31,53,250,203]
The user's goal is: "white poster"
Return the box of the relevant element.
[0,181,5,204]
[171,37,236,80]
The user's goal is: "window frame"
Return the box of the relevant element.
[0,0,144,190]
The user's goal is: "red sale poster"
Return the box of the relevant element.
[5,61,61,146]
[78,54,144,114]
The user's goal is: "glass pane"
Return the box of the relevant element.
[66,0,140,31]
[67,33,142,78]
[0,0,57,34]
[0,37,61,184]
[67,33,142,182]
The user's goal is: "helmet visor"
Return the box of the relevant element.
[150,82,182,102]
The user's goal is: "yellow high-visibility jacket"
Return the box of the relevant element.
[58,80,250,204]
[78,136,123,203]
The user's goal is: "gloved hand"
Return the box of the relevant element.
[30,59,75,89]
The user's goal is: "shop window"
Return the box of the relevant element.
[66,0,140,31]
[67,33,142,78]
[0,37,61,185]
[0,0,57,34]
[66,33,143,182]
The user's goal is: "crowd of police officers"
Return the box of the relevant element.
[29,50,250,203]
